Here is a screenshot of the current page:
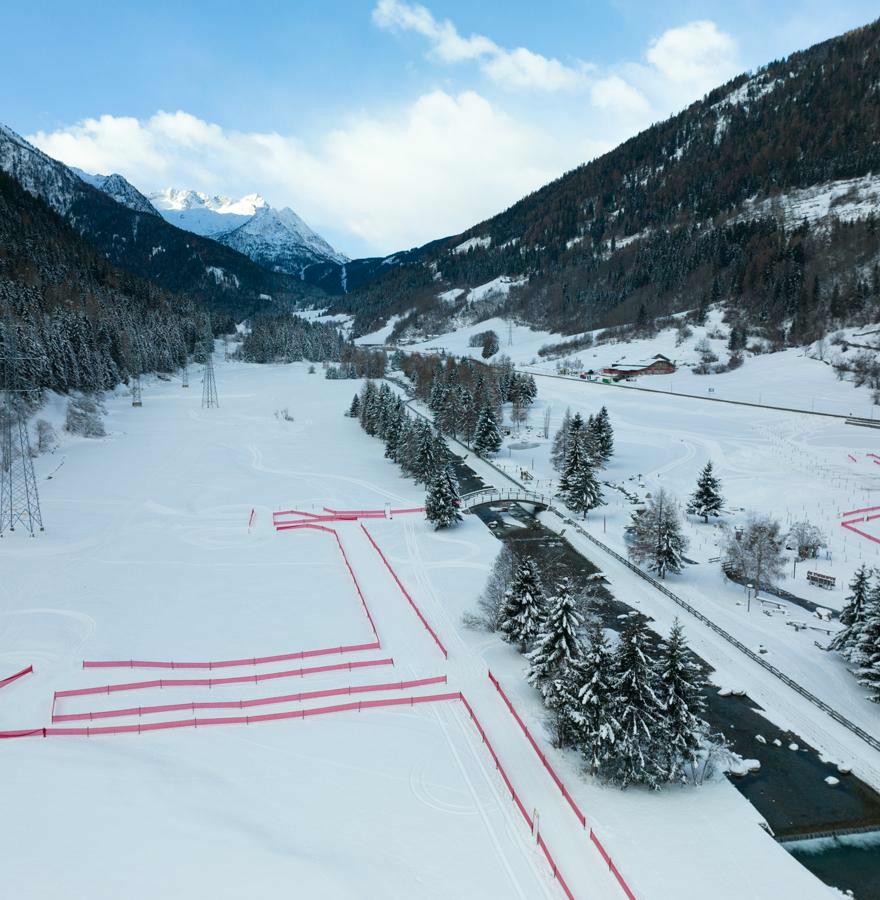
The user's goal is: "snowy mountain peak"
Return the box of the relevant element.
[148,185,347,273]
[150,188,268,218]
[71,167,159,216]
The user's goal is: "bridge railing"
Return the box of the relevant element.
[459,488,553,509]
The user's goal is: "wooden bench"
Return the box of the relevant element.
[806,571,836,590]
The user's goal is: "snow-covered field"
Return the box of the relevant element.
[0,355,848,899]
[375,311,879,419]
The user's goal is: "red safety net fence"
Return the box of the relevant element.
[0,665,33,690]
[488,672,637,900]
[359,523,448,659]
[3,690,459,739]
[53,675,447,723]
[273,505,424,530]
[54,657,394,707]
[459,693,576,900]
[82,641,380,671]
[840,505,880,547]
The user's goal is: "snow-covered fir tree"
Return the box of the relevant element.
[550,408,572,471]
[527,578,584,683]
[348,394,360,417]
[425,463,462,530]
[687,461,724,522]
[412,421,441,485]
[499,557,547,652]
[594,406,614,464]
[831,565,872,658]
[657,619,707,782]
[602,615,666,789]
[628,489,689,579]
[527,578,585,745]
[853,584,880,702]
[558,434,604,518]
[575,620,617,774]
[473,403,503,455]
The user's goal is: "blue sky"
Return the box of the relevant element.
[2,1,877,256]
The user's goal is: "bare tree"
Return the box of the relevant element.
[462,545,517,630]
[722,514,786,597]
[786,519,827,560]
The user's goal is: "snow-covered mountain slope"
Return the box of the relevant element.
[0,122,85,215]
[149,188,266,236]
[71,167,158,216]
[150,187,348,275]
[218,205,348,274]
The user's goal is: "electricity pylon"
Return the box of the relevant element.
[201,320,219,409]
[0,315,44,536]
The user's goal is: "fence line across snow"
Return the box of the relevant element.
[53,676,448,723]
[488,671,637,900]
[359,523,448,659]
[82,641,380,671]
[0,665,33,690]
[3,690,460,739]
[54,657,395,701]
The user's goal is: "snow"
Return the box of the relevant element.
[408,308,877,419]
[736,173,880,229]
[221,205,349,269]
[0,357,837,899]
[355,314,407,345]
[206,266,240,288]
[468,275,527,303]
[452,235,491,254]
[149,188,268,235]
[71,167,159,216]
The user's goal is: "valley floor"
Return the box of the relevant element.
[0,355,852,899]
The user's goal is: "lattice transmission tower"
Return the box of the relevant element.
[201,319,219,409]
[0,316,44,536]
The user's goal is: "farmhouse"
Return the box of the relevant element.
[601,354,676,379]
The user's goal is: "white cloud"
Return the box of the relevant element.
[373,0,588,91]
[646,21,739,91]
[372,0,496,62]
[30,93,589,257]
[590,76,651,115]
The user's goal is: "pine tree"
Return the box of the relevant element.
[831,565,872,657]
[575,620,617,774]
[413,421,440,484]
[558,435,604,518]
[853,585,880,702]
[658,619,706,782]
[550,408,572,471]
[628,489,688,579]
[348,394,360,417]
[473,403,503,455]
[527,578,584,685]
[602,616,665,789]
[687,461,724,522]
[499,558,547,652]
[594,406,614,463]
[425,463,462,530]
